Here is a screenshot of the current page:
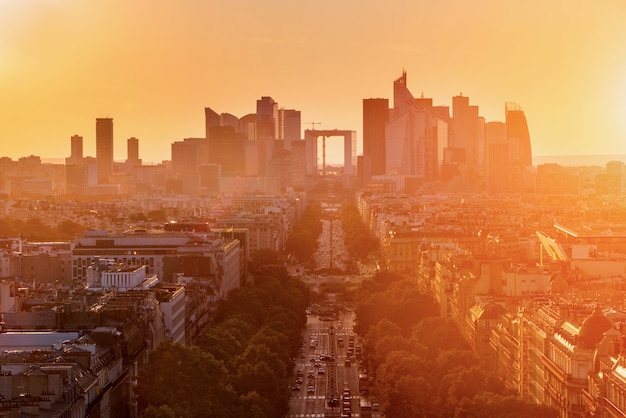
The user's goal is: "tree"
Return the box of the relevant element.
[140,405,176,418]
[376,351,433,417]
[136,341,242,417]
[411,317,470,359]
[249,248,282,276]
[285,231,316,262]
[56,219,84,239]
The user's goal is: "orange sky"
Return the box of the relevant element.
[1,0,625,164]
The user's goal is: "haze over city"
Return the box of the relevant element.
[1,0,625,164]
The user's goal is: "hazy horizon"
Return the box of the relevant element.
[1,1,625,164]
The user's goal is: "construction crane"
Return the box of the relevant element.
[306,122,322,130]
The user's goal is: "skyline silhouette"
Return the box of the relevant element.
[1,1,625,163]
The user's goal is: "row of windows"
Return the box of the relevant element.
[73,257,155,267]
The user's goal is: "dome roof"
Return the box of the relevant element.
[578,307,614,349]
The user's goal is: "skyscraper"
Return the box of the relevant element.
[68,134,83,164]
[505,102,532,167]
[363,98,388,176]
[256,96,278,176]
[485,121,509,195]
[126,137,141,167]
[96,118,113,184]
[278,108,301,151]
[66,134,86,196]
[451,94,480,169]
[385,72,436,180]
[505,102,532,192]
[205,107,220,140]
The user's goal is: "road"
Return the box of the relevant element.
[288,311,379,418]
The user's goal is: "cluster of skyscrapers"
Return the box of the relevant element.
[1,72,533,198]
[362,71,532,194]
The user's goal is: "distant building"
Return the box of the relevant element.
[256,96,278,176]
[278,108,301,150]
[485,121,509,194]
[363,98,388,176]
[96,117,113,184]
[451,94,480,170]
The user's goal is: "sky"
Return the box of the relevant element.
[1,0,625,165]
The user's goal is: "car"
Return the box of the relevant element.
[307,385,315,394]
[291,384,301,391]
[344,359,351,367]
[296,377,303,384]
[318,367,325,375]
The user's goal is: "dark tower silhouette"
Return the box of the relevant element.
[363,98,389,176]
[96,118,113,183]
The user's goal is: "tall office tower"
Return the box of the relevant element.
[505,102,532,167]
[505,102,532,192]
[96,118,114,184]
[66,135,86,196]
[385,72,436,181]
[485,121,509,194]
[171,137,209,195]
[363,98,389,176]
[207,126,246,175]
[126,137,142,167]
[205,107,221,140]
[432,106,451,176]
[451,94,480,170]
[393,71,413,114]
[256,96,278,175]
[278,108,301,151]
[127,137,138,161]
[240,114,257,141]
[68,135,84,164]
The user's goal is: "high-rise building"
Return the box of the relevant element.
[278,108,301,151]
[171,137,209,195]
[256,97,278,175]
[432,106,451,176]
[68,135,83,164]
[505,102,532,192]
[96,118,113,184]
[126,137,141,167]
[66,135,87,197]
[505,102,532,167]
[385,72,436,182]
[363,98,388,176]
[451,94,480,169]
[485,121,509,195]
[205,107,221,140]
[207,126,246,175]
